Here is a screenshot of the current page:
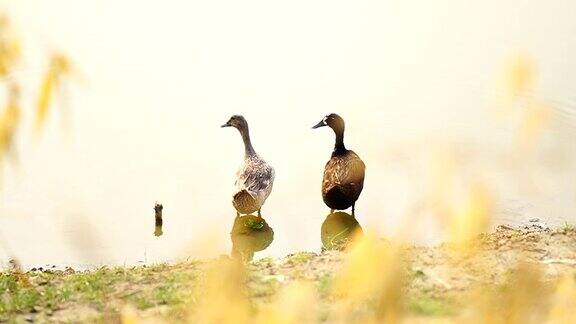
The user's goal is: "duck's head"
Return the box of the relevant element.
[221,115,248,131]
[312,113,345,132]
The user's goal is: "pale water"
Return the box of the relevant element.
[1,0,576,269]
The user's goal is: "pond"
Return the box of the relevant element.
[1,0,575,269]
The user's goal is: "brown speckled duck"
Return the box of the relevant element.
[313,113,365,216]
[222,115,275,216]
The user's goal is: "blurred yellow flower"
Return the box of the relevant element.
[504,54,534,97]
[36,54,73,133]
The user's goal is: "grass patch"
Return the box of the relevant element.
[285,252,316,265]
[561,222,576,232]
[317,274,333,296]
[407,296,454,316]
[0,274,41,316]
[0,262,201,321]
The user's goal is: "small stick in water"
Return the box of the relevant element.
[154,203,163,237]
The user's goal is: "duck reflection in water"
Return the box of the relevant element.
[321,212,363,250]
[231,215,274,262]
[154,203,163,237]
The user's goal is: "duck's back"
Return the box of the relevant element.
[233,155,275,214]
[322,150,365,209]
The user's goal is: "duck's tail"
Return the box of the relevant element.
[233,190,259,214]
[323,185,355,210]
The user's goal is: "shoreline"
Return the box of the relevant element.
[1,223,575,322]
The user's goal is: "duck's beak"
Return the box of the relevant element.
[221,121,231,128]
[312,120,327,129]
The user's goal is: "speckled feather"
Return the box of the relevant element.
[233,154,275,214]
[322,150,365,209]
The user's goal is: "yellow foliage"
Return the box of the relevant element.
[546,275,576,323]
[495,53,552,156]
[36,54,72,133]
[424,146,492,248]
[120,305,139,324]
[0,85,20,158]
[448,182,491,248]
[331,232,405,323]
[514,101,552,155]
[256,282,318,324]
[0,15,21,78]
[0,15,22,163]
[465,262,548,324]
[188,259,252,324]
[0,12,73,177]
[504,54,534,97]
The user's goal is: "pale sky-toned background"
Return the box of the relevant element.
[1,0,575,268]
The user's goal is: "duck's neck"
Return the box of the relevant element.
[239,127,256,157]
[332,127,347,156]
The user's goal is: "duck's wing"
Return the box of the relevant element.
[236,158,275,195]
[245,164,274,193]
[323,151,365,192]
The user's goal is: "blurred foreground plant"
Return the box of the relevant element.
[546,274,576,323]
[35,53,73,133]
[330,232,405,323]
[425,146,492,250]
[448,182,491,250]
[497,53,553,157]
[465,262,549,324]
[185,232,407,324]
[188,259,251,323]
[0,13,74,172]
[256,282,319,324]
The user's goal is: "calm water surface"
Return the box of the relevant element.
[1,1,576,268]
